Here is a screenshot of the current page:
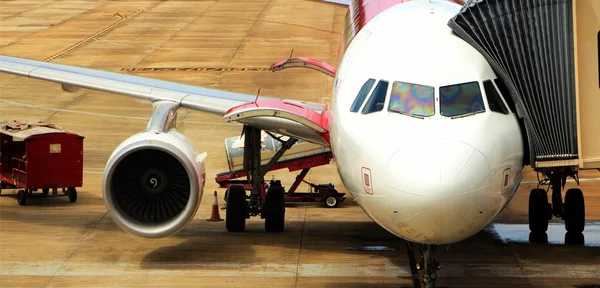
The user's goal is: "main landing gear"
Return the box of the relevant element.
[405,242,443,288]
[528,167,585,245]
[225,126,297,233]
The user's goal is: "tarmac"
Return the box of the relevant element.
[1,1,599,287]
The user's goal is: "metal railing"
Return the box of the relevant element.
[11,157,27,183]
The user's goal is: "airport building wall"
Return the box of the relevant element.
[574,0,600,169]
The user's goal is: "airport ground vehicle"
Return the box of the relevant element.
[0,120,83,205]
[216,133,345,210]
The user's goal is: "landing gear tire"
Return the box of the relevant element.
[226,185,247,232]
[67,187,77,203]
[528,188,549,233]
[564,188,585,233]
[17,190,27,205]
[264,186,285,232]
[324,194,338,208]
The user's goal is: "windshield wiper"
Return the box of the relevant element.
[389,110,425,119]
[449,110,485,119]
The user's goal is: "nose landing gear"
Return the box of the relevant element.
[421,245,441,288]
[405,242,443,288]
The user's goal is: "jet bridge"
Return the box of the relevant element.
[448,0,599,170]
[448,0,600,243]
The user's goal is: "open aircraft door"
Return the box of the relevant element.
[223,99,331,147]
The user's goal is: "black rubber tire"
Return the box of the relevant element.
[42,188,49,195]
[324,194,338,208]
[225,185,247,232]
[17,190,27,205]
[564,232,585,245]
[564,188,585,233]
[67,187,77,203]
[529,189,549,233]
[264,186,285,232]
[528,232,548,244]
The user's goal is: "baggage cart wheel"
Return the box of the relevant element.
[265,185,285,232]
[67,187,77,203]
[42,188,49,195]
[17,190,27,205]
[324,194,339,208]
[225,186,247,232]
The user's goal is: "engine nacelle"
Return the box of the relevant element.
[102,129,206,238]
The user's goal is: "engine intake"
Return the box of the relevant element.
[102,130,206,238]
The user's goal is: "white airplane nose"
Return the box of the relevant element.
[385,138,492,244]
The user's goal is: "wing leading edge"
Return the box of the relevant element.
[0,55,331,145]
[0,55,326,114]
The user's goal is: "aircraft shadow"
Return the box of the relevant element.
[140,214,600,288]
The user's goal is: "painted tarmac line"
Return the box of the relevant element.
[0,99,241,126]
[1,261,599,278]
[44,9,144,62]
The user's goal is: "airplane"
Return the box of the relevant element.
[0,0,587,287]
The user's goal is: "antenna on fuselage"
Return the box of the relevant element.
[254,87,261,106]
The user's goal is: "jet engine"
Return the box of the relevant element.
[102,129,206,238]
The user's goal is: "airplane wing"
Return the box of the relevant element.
[0,55,331,146]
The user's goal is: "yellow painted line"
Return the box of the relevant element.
[44,9,144,62]
[121,67,270,72]
[2,260,600,278]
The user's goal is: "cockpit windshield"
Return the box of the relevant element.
[439,81,485,118]
[388,81,435,117]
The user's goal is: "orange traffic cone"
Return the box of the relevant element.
[206,191,224,221]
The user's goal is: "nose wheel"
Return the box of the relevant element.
[420,245,441,288]
[405,242,442,288]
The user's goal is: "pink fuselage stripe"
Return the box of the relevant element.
[335,0,465,65]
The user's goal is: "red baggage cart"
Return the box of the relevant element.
[0,120,84,205]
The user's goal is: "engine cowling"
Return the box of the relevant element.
[102,129,206,238]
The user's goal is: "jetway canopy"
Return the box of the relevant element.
[448,0,578,168]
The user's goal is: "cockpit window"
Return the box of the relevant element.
[493,78,516,113]
[361,80,389,114]
[350,78,376,112]
[440,81,485,117]
[388,81,435,117]
[483,80,509,114]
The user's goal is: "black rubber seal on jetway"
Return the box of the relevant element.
[448,0,578,167]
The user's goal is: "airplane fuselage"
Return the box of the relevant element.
[328,0,525,244]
